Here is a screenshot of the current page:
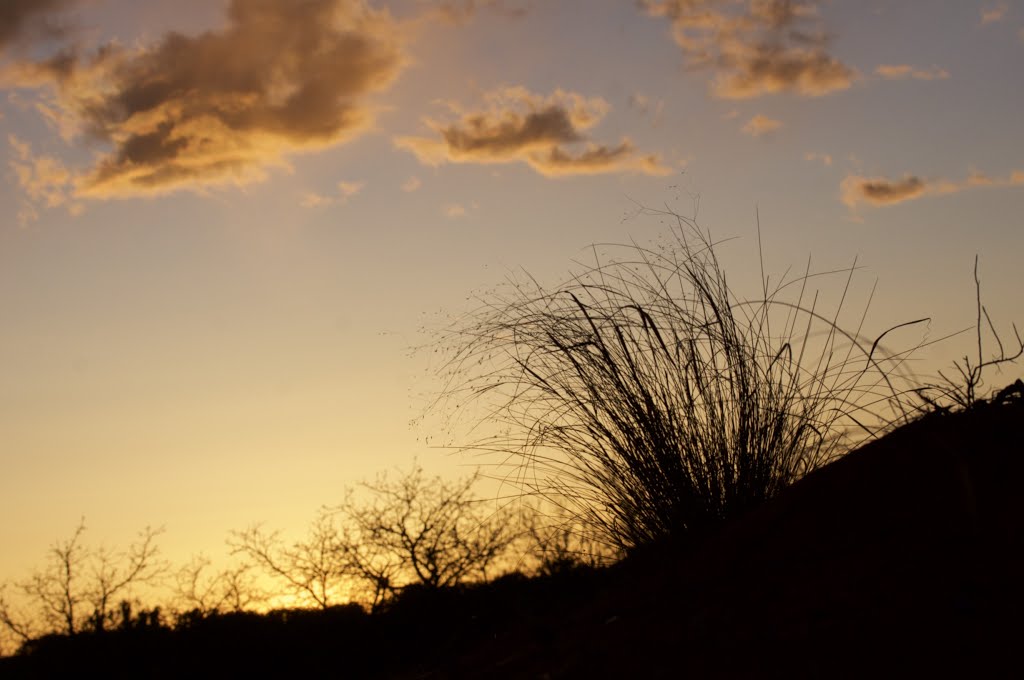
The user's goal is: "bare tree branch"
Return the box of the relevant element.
[228,510,349,610]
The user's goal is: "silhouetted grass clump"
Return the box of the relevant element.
[436,208,922,552]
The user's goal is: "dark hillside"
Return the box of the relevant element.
[427,391,1024,678]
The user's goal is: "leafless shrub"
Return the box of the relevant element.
[914,256,1024,411]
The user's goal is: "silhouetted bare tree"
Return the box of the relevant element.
[228,465,520,612]
[0,520,165,645]
[339,464,518,608]
[229,509,350,610]
[172,555,265,617]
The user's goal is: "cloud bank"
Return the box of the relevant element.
[640,0,856,99]
[394,87,671,177]
[3,0,405,200]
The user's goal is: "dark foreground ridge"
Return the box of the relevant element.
[4,392,1023,678]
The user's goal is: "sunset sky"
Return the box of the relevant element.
[1,0,1022,588]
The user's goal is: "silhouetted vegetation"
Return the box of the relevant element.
[229,463,520,612]
[336,463,520,607]
[172,555,265,616]
[914,256,1024,412]
[0,521,165,646]
[0,556,607,677]
[2,215,1021,676]
[2,395,1024,677]
[434,208,926,552]
[519,503,610,576]
[229,508,350,610]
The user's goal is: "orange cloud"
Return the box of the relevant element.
[7,134,75,224]
[841,169,1024,209]
[395,87,671,177]
[300,180,366,208]
[713,44,855,99]
[3,0,405,199]
[8,134,72,204]
[874,64,950,81]
[443,202,467,217]
[741,113,782,137]
[529,142,670,177]
[841,175,926,208]
[300,191,334,209]
[641,0,856,99]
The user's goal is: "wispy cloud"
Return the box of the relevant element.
[401,176,422,192]
[443,202,467,217]
[338,180,366,199]
[640,0,856,99]
[628,93,651,112]
[840,168,1024,209]
[804,151,832,166]
[7,133,75,224]
[300,192,334,209]
[300,180,366,208]
[394,86,672,177]
[980,1,1009,25]
[2,0,405,200]
[741,113,782,137]
[874,64,950,81]
[628,92,666,124]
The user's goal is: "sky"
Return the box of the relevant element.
[1,0,1023,591]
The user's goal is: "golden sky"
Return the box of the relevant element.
[1,0,1022,585]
